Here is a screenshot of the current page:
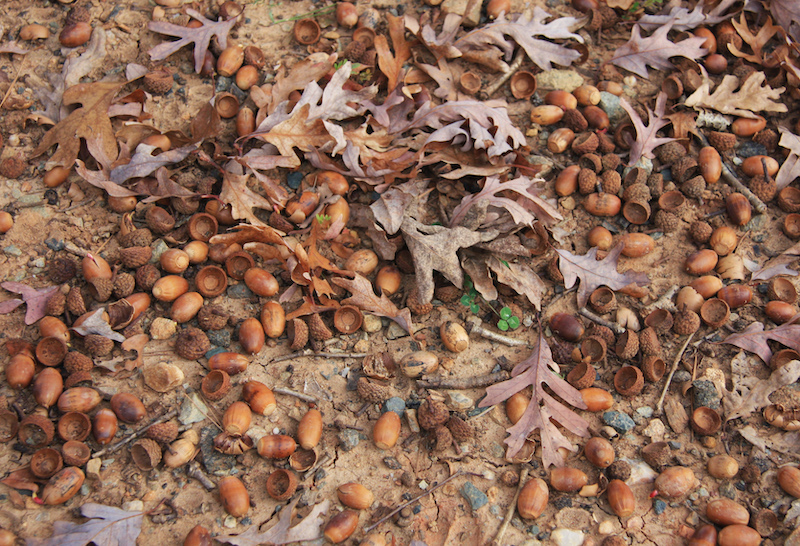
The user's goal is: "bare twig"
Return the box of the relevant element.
[416,371,510,390]
[697,133,766,214]
[0,57,26,110]
[654,331,695,417]
[492,467,530,546]
[643,285,679,315]
[92,408,178,458]
[465,317,527,346]
[579,307,625,334]
[363,470,465,533]
[271,351,368,363]
[186,461,215,491]
[273,387,317,403]
[482,49,526,98]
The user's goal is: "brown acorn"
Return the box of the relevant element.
[219,476,250,517]
[110,393,146,423]
[373,411,401,449]
[92,408,118,445]
[517,478,548,519]
[323,510,359,543]
[550,467,588,492]
[607,479,635,517]
[208,352,249,375]
[585,437,615,468]
[33,368,64,408]
[41,467,85,505]
[297,408,323,450]
[655,466,697,498]
[257,435,297,459]
[242,380,276,415]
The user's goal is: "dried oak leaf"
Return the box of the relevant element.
[728,13,782,64]
[454,8,583,71]
[776,127,800,190]
[555,244,650,308]
[220,171,280,227]
[255,104,334,168]
[620,92,677,166]
[375,14,412,92]
[71,308,125,342]
[479,328,590,467]
[111,147,198,185]
[751,240,800,281]
[638,0,740,31]
[148,8,240,73]
[217,498,330,546]
[0,282,59,325]
[75,160,138,198]
[332,273,413,333]
[720,315,800,364]
[400,216,498,305]
[684,70,787,118]
[739,424,800,458]
[30,81,124,170]
[771,0,800,42]
[27,503,144,546]
[487,256,545,309]
[665,110,699,142]
[416,59,460,101]
[609,22,707,78]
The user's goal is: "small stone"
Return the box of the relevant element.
[636,407,653,419]
[643,419,666,441]
[123,500,144,512]
[460,482,488,510]
[385,322,407,339]
[598,520,616,535]
[227,283,253,299]
[536,70,584,92]
[600,426,618,439]
[673,370,692,383]
[382,397,406,417]
[4,245,22,256]
[383,456,402,470]
[199,426,237,476]
[207,329,232,348]
[653,499,667,515]
[445,391,473,411]
[491,443,506,458]
[150,239,169,263]
[603,411,635,434]
[223,515,237,528]
[86,458,102,480]
[692,380,721,409]
[150,317,177,340]
[550,528,584,546]
[362,314,383,333]
[179,393,210,425]
[441,0,481,26]
[598,92,624,124]
[719,481,737,499]
[353,339,370,353]
[338,429,361,452]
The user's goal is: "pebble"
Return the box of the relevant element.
[550,528,584,546]
[151,240,169,262]
[199,426,237,476]
[32,257,45,268]
[446,391,473,411]
[362,314,382,333]
[599,91,624,124]
[668,441,682,450]
[460,482,488,510]
[536,70,584,92]
[215,76,232,93]
[3,245,22,256]
[743,213,767,232]
[643,419,666,441]
[149,317,177,340]
[45,238,65,251]
[86,458,102,480]
[287,172,303,189]
[441,0,482,27]
[179,393,210,425]
[598,520,615,535]
[383,457,402,470]
[223,515,237,528]
[673,370,692,383]
[719,481,737,499]
[385,322,407,339]
[603,411,636,434]
[227,283,253,299]
[692,380,721,409]
[353,339,370,353]
[653,499,667,515]
[491,443,506,458]
[207,329,231,348]
[80,484,91,496]
[560,196,576,211]
[123,500,144,512]
[337,429,362,451]
[382,397,406,417]
[737,141,767,158]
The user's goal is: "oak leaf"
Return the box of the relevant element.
[0,282,59,325]
[219,171,278,227]
[71,308,125,342]
[217,498,330,546]
[684,70,787,118]
[720,316,800,364]
[619,92,677,166]
[771,0,800,42]
[479,328,590,467]
[449,176,562,229]
[416,59,460,101]
[27,503,143,546]
[400,217,498,304]
[332,274,413,333]
[739,424,800,458]
[609,22,707,78]
[148,9,240,73]
[375,14,412,92]
[265,54,336,114]
[110,145,197,184]
[30,81,124,170]
[750,240,800,281]
[728,13,782,64]
[555,245,650,308]
[487,256,545,309]
[638,0,739,31]
[776,127,800,190]
[256,104,334,168]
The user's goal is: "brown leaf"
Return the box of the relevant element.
[332,273,413,333]
[487,256,544,309]
[72,308,126,342]
[609,22,707,78]
[739,424,800,457]
[148,8,240,73]
[461,255,498,301]
[400,217,498,304]
[416,60,460,101]
[619,92,677,166]
[217,498,330,546]
[637,0,740,32]
[555,245,650,308]
[28,503,144,546]
[75,160,139,198]
[771,0,800,42]
[776,127,800,189]
[257,104,334,169]
[375,14,411,92]
[267,54,336,114]
[130,166,199,203]
[684,69,787,118]
[479,328,590,467]
[720,316,800,364]
[714,353,800,421]
[750,240,800,280]
[0,282,59,325]
[219,171,276,227]
[0,467,39,493]
[121,334,149,371]
[729,13,782,64]
[30,81,124,169]
[665,110,699,142]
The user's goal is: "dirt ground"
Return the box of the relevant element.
[0,0,799,545]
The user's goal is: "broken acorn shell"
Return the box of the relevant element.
[41,467,85,505]
[265,469,298,501]
[163,436,199,468]
[289,448,317,472]
[517,477,548,519]
[567,361,596,388]
[142,362,185,393]
[642,355,666,382]
[219,476,250,517]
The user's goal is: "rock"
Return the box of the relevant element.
[383,456,402,470]
[227,283,253,299]
[86,458,102,480]
[207,329,231,348]
[653,499,667,515]
[445,391,473,411]
[738,140,768,158]
[362,314,382,333]
[353,339,370,353]
[643,418,666,441]
[123,500,144,512]
[382,397,406,417]
[603,411,635,434]
[550,528,584,546]
[199,426,237,476]
[555,507,591,529]
[536,70,584,92]
[441,0,481,27]
[385,321,407,340]
[151,240,169,262]
[460,482,488,510]
[4,245,22,256]
[338,429,362,452]
[673,370,692,383]
[599,91,624,124]
[179,393,210,425]
[692,380,721,409]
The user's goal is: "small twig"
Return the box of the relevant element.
[643,285,679,315]
[465,317,527,346]
[416,371,510,390]
[0,57,26,110]
[186,461,215,491]
[93,408,178,458]
[62,241,90,258]
[579,307,625,334]
[492,467,530,546]
[304,454,331,482]
[653,332,695,417]
[363,470,465,533]
[482,49,526,98]
[697,133,766,214]
[273,387,317,404]
[271,351,368,364]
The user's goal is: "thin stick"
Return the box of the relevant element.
[465,317,527,347]
[186,461,215,491]
[273,387,317,403]
[93,408,178,458]
[271,351,368,363]
[416,371,510,390]
[0,57,26,110]
[492,467,529,546]
[653,332,695,417]
[363,470,465,533]
[697,133,766,214]
[643,285,679,314]
[579,307,625,334]
[482,49,526,98]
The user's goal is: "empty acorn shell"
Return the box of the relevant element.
[289,448,317,472]
[19,414,55,448]
[131,438,163,471]
[61,440,91,466]
[58,412,91,442]
[510,70,537,100]
[691,406,721,435]
[334,305,363,334]
[0,409,20,442]
[266,468,299,501]
[36,336,68,367]
[195,265,228,297]
[614,366,644,397]
[31,448,64,479]
[201,370,232,401]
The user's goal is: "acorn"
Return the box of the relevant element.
[338,483,374,510]
[242,381,276,415]
[345,249,379,275]
[655,466,697,498]
[41,467,85,505]
[223,401,252,436]
[324,510,359,544]
[208,352,249,375]
[717,525,761,546]
[184,525,213,546]
[261,301,286,338]
[688,525,717,546]
[219,476,250,517]
[607,479,635,517]
[163,432,200,468]
[257,435,297,459]
[152,275,189,302]
[440,321,469,352]
[517,477,548,519]
[146,206,175,235]
[239,317,265,354]
[92,408,118,445]
[336,2,358,27]
[32,368,64,409]
[58,387,102,413]
[726,192,752,226]
[777,466,800,497]
[706,498,749,526]
[581,387,614,412]
[400,351,438,378]
[373,411,401,449]
[243,268,279,297]
[550,467,588,492]
[171,292,204,323]
[550,313,584,341]
[585,437,615,468]
[297,408,323,449]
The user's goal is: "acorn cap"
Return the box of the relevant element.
[623,183,651,203]
[600,170,621,195]
[657,141,685,164]
[707,131,737,152]
[682,175,706,200]
[638,327,661,356]
[146,421,180,444]
[671,156,698,183]
[642,355,666,382]
[673,307,701,335]
[641,441,671,470]
[131,438,163,471]
[64,371,93,388]
[197,305,229,331]
[65,5,90,25]
[287,318,309,350]
[689,221,713,244]
[113,273,135,299]
[120,246,152,269]
[653,210,679,233]
[578,168,597,195]
[66,286,86,316]
[308,313,333,341]
[356,377,391,403]
[601,153,621,172]
[614,365,644,397]
[432,425,453,452]
[46,292,66,316]
[84,334,114,357]
[578,153,602,173]
[87,278,113,303]
[175,327,210,360]
[571,132,599,155]
[407,287,433,316]
[200,369,231,401]
[614,330,639,360]
[118,228,153,248]
[19,414,56,448]
[135,264,161,291]
[749,175,777,203]
[418,398,450,430]
[562,108,588,132]
[568,361,597,390]
[143,70,173,95]
[61,440,92,466]
[446,415,473,442]
[434,285,460,303]
[596,132,616,154]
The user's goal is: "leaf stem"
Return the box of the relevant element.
[654,331,695,417]
[492,467,529,546]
